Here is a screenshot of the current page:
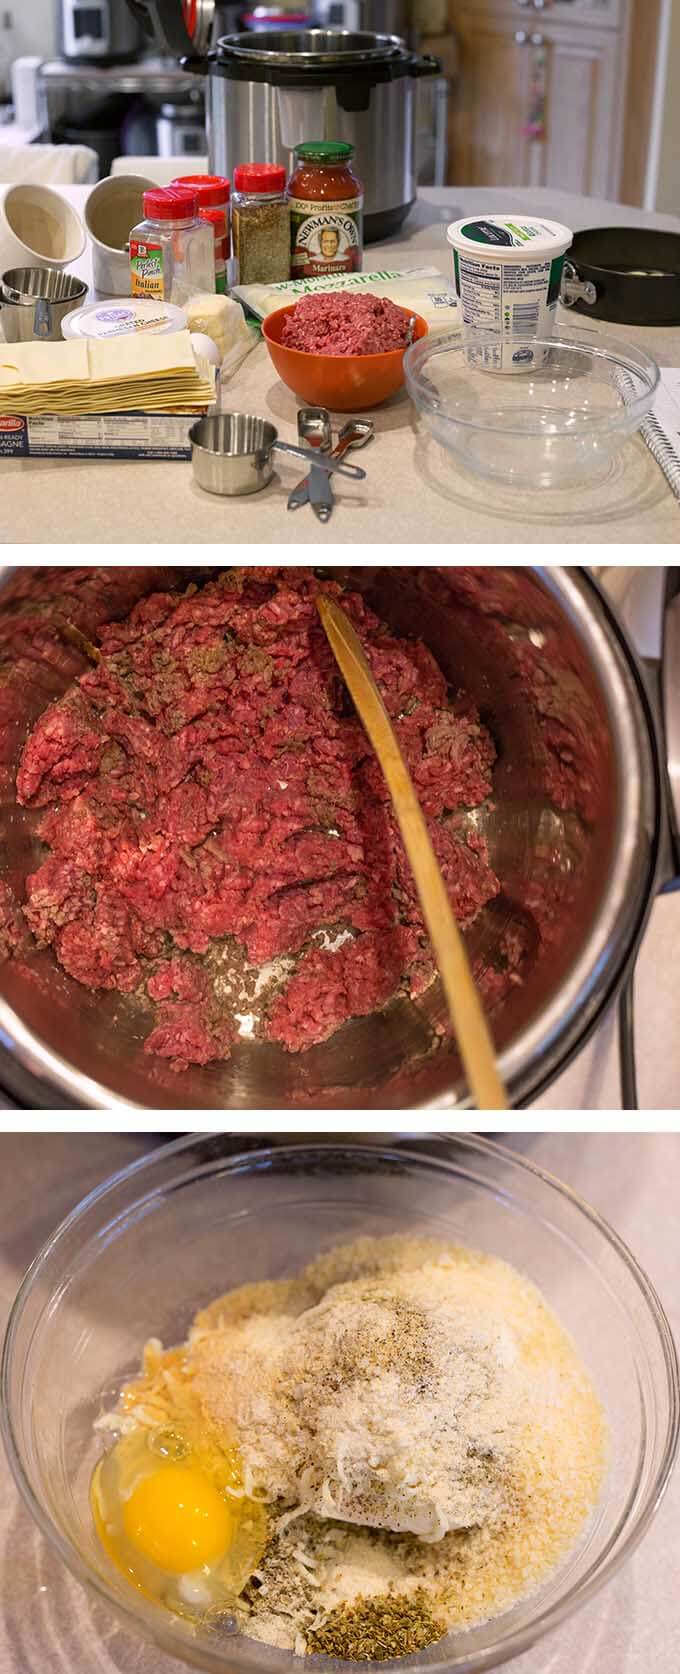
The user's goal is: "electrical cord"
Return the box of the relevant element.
[618,967,639,1111]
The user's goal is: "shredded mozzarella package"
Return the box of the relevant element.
[231,267,460,329]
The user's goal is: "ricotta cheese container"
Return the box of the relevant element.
[446,215,573,373]
[62,299,188,340]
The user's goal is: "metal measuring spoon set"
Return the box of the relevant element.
[287,407,375,523]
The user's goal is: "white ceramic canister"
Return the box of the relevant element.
[0,183,86,274]
[446,214,573,373]
[84,174,156,297]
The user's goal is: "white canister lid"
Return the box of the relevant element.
[446,215,573,260]
[62,299,189,339]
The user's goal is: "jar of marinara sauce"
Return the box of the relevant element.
[287,142,364,278]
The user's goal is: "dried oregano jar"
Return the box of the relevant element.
[232,164,291,286]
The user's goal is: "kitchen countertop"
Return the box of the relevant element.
[0,1131,678,1674]
[2,184,680,545]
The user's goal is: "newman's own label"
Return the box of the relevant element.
[289,197,363,279]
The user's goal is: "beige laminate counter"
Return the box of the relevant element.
[2,186,680,545]
[0,1133,678,1674]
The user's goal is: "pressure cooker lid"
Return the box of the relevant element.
[124,0,215,55]
[182,0,215,51]
[216,27,409,65]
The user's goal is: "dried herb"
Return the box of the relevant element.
[308,1590,445,1662]
[233,199,291,286]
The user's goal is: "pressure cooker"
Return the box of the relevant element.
[59,0,146,64]
[0,565,677,1113]
[124,1,440,239]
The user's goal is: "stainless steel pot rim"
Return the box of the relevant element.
[189,412,278,457]
[216,26,409,63]
[0,268,88,305]
[0,566,663,1112]
[1,1134,678,1674]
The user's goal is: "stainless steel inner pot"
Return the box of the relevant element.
[0,565,662,1111]
[218,29,407,64]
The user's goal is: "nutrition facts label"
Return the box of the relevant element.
[457,254,554,334]
[457,256,503,328]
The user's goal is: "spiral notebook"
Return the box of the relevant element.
[643,369,680,501]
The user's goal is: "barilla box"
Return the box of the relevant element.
[0,410,206,460]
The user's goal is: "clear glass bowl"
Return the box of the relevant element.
[404,328,660,489]
[1,1135,678,1674]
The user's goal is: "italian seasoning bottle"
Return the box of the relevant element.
[287,142,364,279]
[231,164,290,287]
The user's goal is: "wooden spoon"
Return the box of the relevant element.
[317,595,508,1111]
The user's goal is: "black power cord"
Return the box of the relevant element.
[618,967,639,1111]
[617,565,680,1114]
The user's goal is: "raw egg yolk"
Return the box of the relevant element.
[122,1463,233,1574]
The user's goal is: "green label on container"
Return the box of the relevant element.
[461,219,547,248]
[548,253,565,305]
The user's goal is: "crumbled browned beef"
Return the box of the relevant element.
[16,568,499,1069]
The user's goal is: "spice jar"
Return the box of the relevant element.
[288,142,364,279]
[232,164,290,287]
[173,174,231,224]
[199,206,229,293]
[129,187,215,303]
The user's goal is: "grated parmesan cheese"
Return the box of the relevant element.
[188,1234,607,1655]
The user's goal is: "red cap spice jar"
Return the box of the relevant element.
[173,173,230,231]
[198,206,230,293]
[287,142,364,279]
[173,174,231,211]
[129,186,215,301]
[232,163,290,287]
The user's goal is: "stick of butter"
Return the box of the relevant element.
[184,294,252,360]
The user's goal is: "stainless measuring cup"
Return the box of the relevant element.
[0,267,88,343]
[189,413,367,498]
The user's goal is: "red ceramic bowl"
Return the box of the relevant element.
[261,303,429,412]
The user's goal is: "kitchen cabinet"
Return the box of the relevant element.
[447,5,626,197]
[538,24,622,195]
[445,16,533,186]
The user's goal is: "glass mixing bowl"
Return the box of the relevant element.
[404,329,660,489]
[2,1135,678,1674]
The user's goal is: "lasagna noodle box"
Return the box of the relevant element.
[0,411,199,459]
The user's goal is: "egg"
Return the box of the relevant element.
[190,331,222,368]
[92,1387,268,1624]
[122,1461,235,1574]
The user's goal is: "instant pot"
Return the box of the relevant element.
[0,565,676,1112]
[59,0,146,64]
[124,2,439,239]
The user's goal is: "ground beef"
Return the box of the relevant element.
[15,568,499,1070]
[280,293,410,357]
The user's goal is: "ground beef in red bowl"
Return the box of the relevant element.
[280,292,411,356]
